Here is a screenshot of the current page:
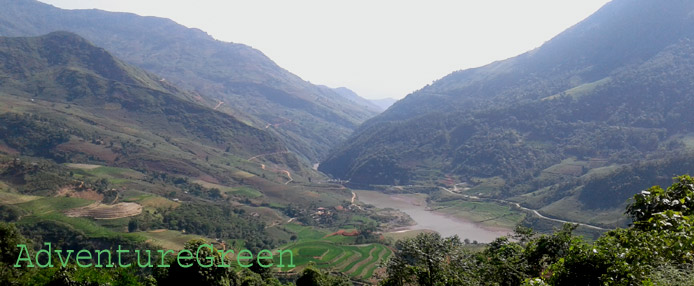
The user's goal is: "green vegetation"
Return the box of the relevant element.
[431,199,525,229]
[381,176,694,285]
[0,0,381,162]
[273,224,392,280]
[0,113,69,159]
[0,32,299,182]
[4,0,694,285]
[320,0,694,230]
[278,239,391,280]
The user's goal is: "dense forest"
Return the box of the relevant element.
[319,0,694,229]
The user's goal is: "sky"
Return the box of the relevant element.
[39,0,611,100]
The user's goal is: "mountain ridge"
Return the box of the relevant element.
[320,0,694,227]
[0,0,380,162]
[0,32,306,181]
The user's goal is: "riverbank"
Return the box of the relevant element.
[354,190,510,243]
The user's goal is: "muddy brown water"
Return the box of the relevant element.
[355,190,509,243]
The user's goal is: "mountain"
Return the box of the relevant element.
[0,32,307,181]
[329,87,397,111]
[369,98,397,111]
[0,33,383,282]
[320,0,694,226]
[327,86,384,112]
[0,0,380,163]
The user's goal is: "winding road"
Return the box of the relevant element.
[247,151,294,184]
[439,187,608,230]
[510,203,607,230]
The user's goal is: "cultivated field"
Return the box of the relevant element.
[275,224,393,280]
[65,202,143,219]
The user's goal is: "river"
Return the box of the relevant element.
[354,190,509,243]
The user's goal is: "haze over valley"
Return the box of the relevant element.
[2,1,694,285]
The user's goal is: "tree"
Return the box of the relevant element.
[382,233,478,286]
[154,239,237,286]
[547,176,694,285]
[0,222,30,285]
[295,266,349,286]
[626,175,694,229]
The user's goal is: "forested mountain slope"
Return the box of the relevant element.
[0,0,380,162]
[320,0,694,226]
[0,32,306,180]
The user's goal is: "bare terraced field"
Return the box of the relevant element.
[65,202,142,219]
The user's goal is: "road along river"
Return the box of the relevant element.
[354,190,510,243]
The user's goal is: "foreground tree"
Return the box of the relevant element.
[294,266,350,286]
[154,239,238,286]
[381,232,479,285]
[547,175,694,285]
[382,175,694,285]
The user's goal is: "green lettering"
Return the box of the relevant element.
[276,249,295,268]
[14,244,34,268]
[177,249,193,268]
[196,244,214,268]
[54,249,74,267]
[216,249,234,267]
[36,242,53,268]
[76,250,92,267]
[157,249,175,267]
[257,249,273,268]
[135,250,153,268]
[236,249,253,268]
[117,245,131,267]
[95,249,114,267]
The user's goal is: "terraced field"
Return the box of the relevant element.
[65,202,143,219]
[137,229,207,250]
[276,236,392,280]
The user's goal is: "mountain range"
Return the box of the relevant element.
[3,0,694,283]
[320,0,694,227]
[0,31,312,181]
[0,0,381,163]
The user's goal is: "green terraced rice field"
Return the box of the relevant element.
[276,233,392,280]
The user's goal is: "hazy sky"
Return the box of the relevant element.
[40,0,611,100]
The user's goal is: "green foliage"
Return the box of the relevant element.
[319,2,694,228]
[0,156,74,195]
[576,154,694,210]
[154,239,237,286]
[643,263,694,286]
[382,176,694,285]
[0,32,291,164]
[382,233,478,286]
[295,267,350,286]
[161,203,284,251]
[0,222,29,284]
[626,175,694,226]
[0,113,70,158]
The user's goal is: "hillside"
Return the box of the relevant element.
[0,31,315,181]
[320,0,694,227]
[0,0,381,163]
[0,32,402,283]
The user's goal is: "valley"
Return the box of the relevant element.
[2,0,694,285]
[354,190,509,243]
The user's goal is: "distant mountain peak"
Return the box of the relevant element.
[319,0,694,223]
